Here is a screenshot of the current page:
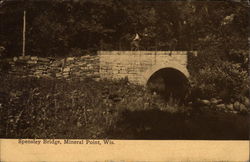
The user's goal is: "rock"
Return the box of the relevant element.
[233,101,240,111]
[80,67,87,70]
[38,57,50,62]
[198,99,211,105]
[66,57,75,62]
[93,78,100,82]
[87,64,93,69]
[13,57,18,62]
[8,61,15,65]
[51,60,63,67]
[19,55,30,61]
[63,75,69,78]
[226,104,234,111]
[210,98,218,104]
[216,104,226,109]
[30,56,38,61]
[77,62,86,66]
[210,98,222,104]
[217,99,223,103]
[63,72,69,76]
[239,103,247,112]
[81,55,90,59]
[63,67,70,72]
[56,73,62,77]
[243,97,250,107]
[27,60,37,64]
[232,111,238,114]
[43,74,53,79]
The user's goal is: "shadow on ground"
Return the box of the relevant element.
[109,108,249,140]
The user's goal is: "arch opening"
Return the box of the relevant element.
[146,68,189,103]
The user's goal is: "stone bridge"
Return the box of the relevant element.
[8,50,197,98]
[99,51,196,85]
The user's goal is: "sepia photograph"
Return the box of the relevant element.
[0,0,249,142]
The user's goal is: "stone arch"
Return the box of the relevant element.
[142,63,189,85]
[143,64,190,102]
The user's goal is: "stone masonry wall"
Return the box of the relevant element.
[6,55,100,81]
[99,51,189,85]
[6,51,191,85]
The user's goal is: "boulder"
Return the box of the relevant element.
[239,103,247,113]
[216,104,226,109]
[13,57,18,62]
[30,56,38,61]
[210,98,223,104]
[226,104,234,111]
[210,98,217,104]
[232,111,238,114]
[233,101,240,111]
[199,99,211,105]
[243,97,250,107]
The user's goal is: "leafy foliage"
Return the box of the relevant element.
[0,75,170,138]
[189,61,249,101]
[0,75,248,139]
[1,1,248,53]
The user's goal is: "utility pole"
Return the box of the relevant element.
[22,10,26,56]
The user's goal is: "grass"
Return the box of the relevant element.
[0,74,249,139]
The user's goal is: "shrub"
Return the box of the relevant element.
[1,75,248,139]
[0,75,185,138]
[190,61,248,101]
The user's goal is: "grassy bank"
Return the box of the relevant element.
[0,75,248,139]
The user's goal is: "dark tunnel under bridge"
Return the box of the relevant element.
[146,68,190,102]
